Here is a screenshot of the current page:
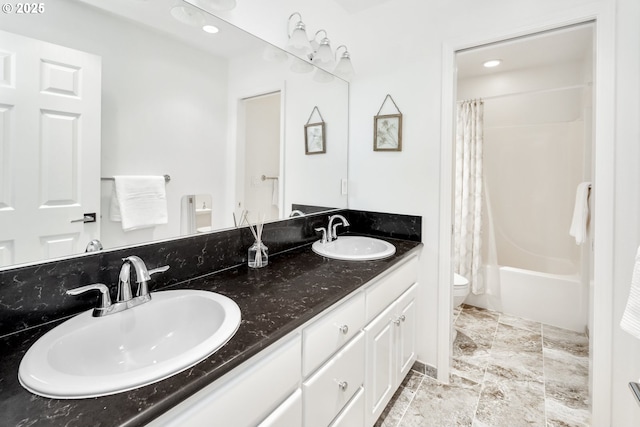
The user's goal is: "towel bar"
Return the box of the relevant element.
[101,175,171,183]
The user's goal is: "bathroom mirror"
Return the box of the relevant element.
[0,0,348,268]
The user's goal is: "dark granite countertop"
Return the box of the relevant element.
[0,237,422,427]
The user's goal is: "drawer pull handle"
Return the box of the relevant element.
[339,324,349,334]
[393,315,406,325]
[338,381,348,391]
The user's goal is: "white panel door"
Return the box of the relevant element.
[0,29,101,267]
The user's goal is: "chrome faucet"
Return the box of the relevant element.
[66,256,169,317]
[327,214,350,241]
[118,256,152,307]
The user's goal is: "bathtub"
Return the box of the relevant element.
[465,265,586,333]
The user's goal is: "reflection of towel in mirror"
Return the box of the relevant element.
[569,182,591,245]
[109,176,168,231]
[621,246,640,340]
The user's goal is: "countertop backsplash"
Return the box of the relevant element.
[0,209,421,338]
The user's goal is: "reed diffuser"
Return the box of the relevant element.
[245,213,268,268]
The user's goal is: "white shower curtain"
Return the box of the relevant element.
[454,99,485,294]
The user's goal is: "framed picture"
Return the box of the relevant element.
[374,113,402,151]
[305,122,326,155]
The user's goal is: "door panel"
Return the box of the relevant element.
[0,29,101,266]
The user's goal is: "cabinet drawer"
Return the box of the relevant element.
[303,332,365,427]
[303,292,365,376]
[258,389,302,427]
[329,386,364,427]
[148,333,301,427]
[366,255,418,321]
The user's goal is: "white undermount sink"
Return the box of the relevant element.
[18,289,241,399]
[312,235,396,261]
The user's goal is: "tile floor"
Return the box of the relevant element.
[376,304,590,427]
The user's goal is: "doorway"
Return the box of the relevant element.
[437,21,603,425]
[235,91,282,224]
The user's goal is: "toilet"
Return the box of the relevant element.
[452,273,470,342]
[453,273,470,308]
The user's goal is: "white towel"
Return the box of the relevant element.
[569,182,591,245]
[109,176,168,231]
[621,246,640,340]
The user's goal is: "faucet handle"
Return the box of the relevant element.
[67,284,112,315]
[148,265,170,276]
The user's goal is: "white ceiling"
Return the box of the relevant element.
[335,0,393,14]
[76,0,264,58]
[456,24,594,79]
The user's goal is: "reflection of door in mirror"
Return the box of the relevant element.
[0,30,101,268]
[181,194,213,235]
[237,92,282,224]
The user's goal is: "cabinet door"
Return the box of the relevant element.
[395,284,418,381]
[364,304,395,426]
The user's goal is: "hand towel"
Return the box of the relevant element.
[569,182,591,245]
[109,176,168,231]
[621,246,640,340]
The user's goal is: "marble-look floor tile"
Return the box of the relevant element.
[543,348,589,411]
[474,377,546,427]
[542,324,588,357]
[375,370,424,427]
[498,313,542,333]
[380,305,591,427]
[492,323,543,354]
[545,397,591,427]
[400,375,481,427]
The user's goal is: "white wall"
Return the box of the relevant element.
[0,0,229,248]
[458,61,588,274]
[227,51,348,224]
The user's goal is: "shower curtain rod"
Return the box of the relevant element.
[475,83,592,102]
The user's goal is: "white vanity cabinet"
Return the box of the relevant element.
[148,251,420,427]
[147,333,302,427]
[364,283,418,425]
[363,256,419,426]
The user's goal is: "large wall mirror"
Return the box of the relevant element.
[0,0,348,269]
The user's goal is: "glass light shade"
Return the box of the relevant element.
[312,39,334,67]
[334,56,355,81]
[170,5,205,27]
[290,57,313,74]
[287,25,313,56]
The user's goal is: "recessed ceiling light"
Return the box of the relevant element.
[202,25,219,34]
[483,59,502,68]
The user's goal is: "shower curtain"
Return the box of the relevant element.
[454,99,485,294]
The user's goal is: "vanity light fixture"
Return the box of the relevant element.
[170,2,205,27]
[286,12,355,79]
[287,12,313,56]
[483,59,502,68]
[333,45,355,81]
[311,30,334,68]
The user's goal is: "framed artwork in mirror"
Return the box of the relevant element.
[374,113,402,151]
[305,122,326,154]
